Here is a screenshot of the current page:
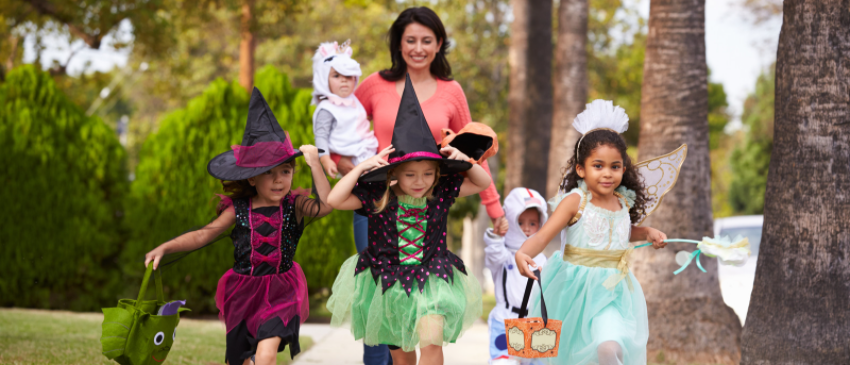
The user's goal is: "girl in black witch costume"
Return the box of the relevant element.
[144,88,333,365]
[326,75,493,365]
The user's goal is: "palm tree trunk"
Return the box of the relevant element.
[506,0,528,196]
[520,0,553,195]
[548,0,587,198]
[238,0,256,91]
[740,1,850,363]
[5,34,19,72]
[633,0,741,363]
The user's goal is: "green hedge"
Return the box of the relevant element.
[124,66,354,314]
[0,65,128,311]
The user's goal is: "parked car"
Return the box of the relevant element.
[713,215,763,325]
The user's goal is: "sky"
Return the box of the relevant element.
[22,1,781,125]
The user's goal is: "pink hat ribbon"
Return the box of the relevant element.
[231,139,296,168]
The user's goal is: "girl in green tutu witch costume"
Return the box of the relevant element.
[516,100,687,365]
[326,75,490,365]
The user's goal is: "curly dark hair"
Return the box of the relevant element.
[379,7,453,82]
[559,130,650,224]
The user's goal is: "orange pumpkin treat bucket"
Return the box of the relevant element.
[504,269,562,359]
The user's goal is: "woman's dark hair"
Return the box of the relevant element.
[559,131,649,224]
[379,7,453,82]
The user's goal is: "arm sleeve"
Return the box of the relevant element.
[355,74,376,119]
[444,82,504,219]
[478,160,504,219]
[351,180,386,216]
[313,109,335,157]
[483,229,512,273]
[437,172,466,203]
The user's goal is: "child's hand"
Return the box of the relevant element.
[320,155,338,177]
[492,216,509,236]
[358,145,395,172]
[299,145,320,167]
[646,227,668,249]
[516,252,540,280]
[144,246,167,270]
[439,146,470,161]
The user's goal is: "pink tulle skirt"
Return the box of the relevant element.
[215,263,309,336]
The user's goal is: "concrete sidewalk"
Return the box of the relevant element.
[293,320,491,364]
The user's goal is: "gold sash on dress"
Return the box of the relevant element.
[563,245,634,292]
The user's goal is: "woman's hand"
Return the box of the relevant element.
[646,227,668,249]
[337,156,355,175]
[299,145,320,167]
[492,216,509,236]
[320,155,339,177]
[144,246,167,270]
[439,146,470,161]
[357,145,395,173]
[516,251,540,280]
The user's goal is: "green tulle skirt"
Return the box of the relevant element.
[327,255,482,352]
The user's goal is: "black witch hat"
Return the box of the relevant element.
[208,87,319,181]
[359,74,472,182]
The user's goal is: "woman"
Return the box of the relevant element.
[339,6,508,365]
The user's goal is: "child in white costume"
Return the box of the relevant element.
[311,40,378,177]
[484,188,548,365]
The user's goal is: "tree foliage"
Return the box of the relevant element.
[124,66,353,314]
[0,0,173,75]
[0,65,127,310]
[729,65,774,215]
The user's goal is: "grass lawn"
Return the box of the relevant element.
[0,308,312,365]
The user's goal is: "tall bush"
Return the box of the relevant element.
[0,65,127,310]
[124,66,353,314]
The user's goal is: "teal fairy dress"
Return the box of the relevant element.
[327,173,482,351]
[532,180,648,365]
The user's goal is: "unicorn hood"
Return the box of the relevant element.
[503,187,549,250]
[311,40,362,105]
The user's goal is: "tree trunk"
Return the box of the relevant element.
[633,0,741,363]
[5,34,19,72]
[548,0,587,198]
[520,0,553,195]
[238,0,256,91]
[505,0,528,196]
[740,1,850,363]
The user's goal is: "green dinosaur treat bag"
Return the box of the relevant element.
[101,263,189,364]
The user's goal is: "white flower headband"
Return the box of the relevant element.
[573,99,630,159]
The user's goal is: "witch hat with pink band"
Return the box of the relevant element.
[359,74,471,182]
[208,87,323,181]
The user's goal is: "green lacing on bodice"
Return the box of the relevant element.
[396,196,428,265]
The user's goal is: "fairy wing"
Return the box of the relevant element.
[634,144,687,226]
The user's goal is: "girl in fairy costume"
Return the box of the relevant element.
[325,75,492,365]
[516,100,686,365]
[144,88,333,365]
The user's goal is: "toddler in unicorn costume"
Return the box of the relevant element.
[484,188,548,365]
[311,40,378,177]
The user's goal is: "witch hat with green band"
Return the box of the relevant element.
[359,74,472,182]
[101,263,190,365]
